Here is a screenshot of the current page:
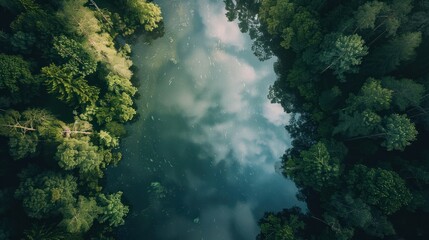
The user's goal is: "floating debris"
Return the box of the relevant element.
[193,217,200,224]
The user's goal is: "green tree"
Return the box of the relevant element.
[381,77,425,111]
[0,54,39,106]
[42,63,100,105]
[319,33,368,80]
[96,92,136,124]
[60,196,100,233]
[366,32,422,75]
[8,134,38,160]
[15,171,78,219]
[106,73,137,96]
[259,0,321,52]
[23,224,74,240]
[98,130,119,148]
[345,78,392,112]
[0,108,60,159]
[98,191,129,227]
[53,35,97,77]
[347,165,412,215]
[381,114,417,151]
[354,1,385,30]
[327,194,372,229]
[55,137,104,179]
[334,110,382,137]
[258,212,304,240]
[284,142,340,191]
[124,0,163,32]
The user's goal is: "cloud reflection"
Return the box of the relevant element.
[199,0,246,49]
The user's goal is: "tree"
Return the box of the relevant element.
[258,212,304,240]
[55,137,104,179]
[96,92,136,124]
[60,196,100,233]
[15,171,78,219]
[366,32,422,75]
[58,0,133,79]
[319,33,368,80]
[327,194,372,229]
[0,54,39,106]
[53,35,97,77]
[347,165,412,215]
[98,130,119,148]
[284,142,340,191]
[354,1,385,30]
[381,114,417,151]
[23,224,74,240]
[345,78,392,112]
[8,134,38,160]
[0,108,61,159]
[98,191,129,227]
[106,73,137,96]
[381,77,425,111]
[42,63,100,105]
[10,5,68,54]
[259,0,321,52]
[334,110,382,137]
[124,0,163,32]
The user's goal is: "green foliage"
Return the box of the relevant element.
[259,0,321,52]
[346,78,392,112]
[347,165,412,215]
[98,130,119,148]
[249,0,429,238]
[42,64,100,105]
[354,1,385,30]
[23,224,73,240]
[367,32,422,75]
[0,54,39,106]
[0,54,33,93]
[319,33,368,80]
[0,108,62,159]
[106,73,137,96]
[125,0,163,32]
[381,77,425,111]
[258,213,304,240]
[10,7,68,54]
[8,134,38,160]
[105,121,127,137]
[98,191,129,227]
[53,35,97,77]
[58,0,133,79]
[15,171,78,219]
[334,110,382,137]
[285,142,340,191]
[60,196,100,233]
[381,114,417,151]
[97,92,136,124]
[56,137,105,179]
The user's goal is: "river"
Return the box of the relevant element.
[106,0,304,239]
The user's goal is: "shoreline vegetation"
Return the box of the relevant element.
[225,0,429,239]
[0,0,162,239]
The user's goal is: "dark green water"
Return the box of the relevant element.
[106,0,304,239]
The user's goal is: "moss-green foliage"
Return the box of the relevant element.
[229,0,429,238]
[0,0,162,238]
[0,54,39,106]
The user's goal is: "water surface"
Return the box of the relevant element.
[106,0,304,239]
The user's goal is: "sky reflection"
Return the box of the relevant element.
[106,0,304,239]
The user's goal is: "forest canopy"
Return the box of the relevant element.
[0,0,162,239]
[225,0,429,239]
